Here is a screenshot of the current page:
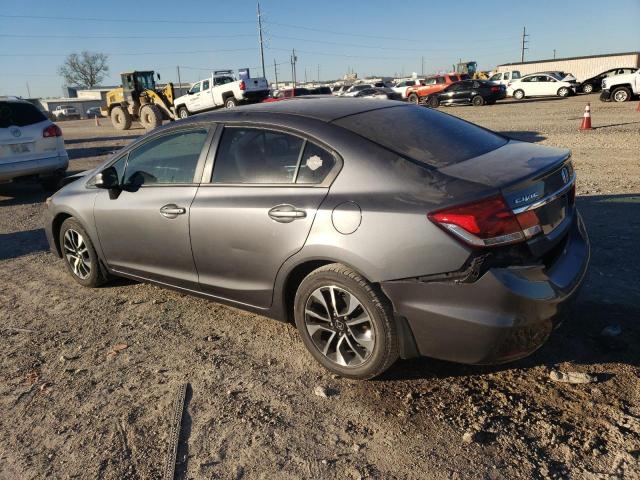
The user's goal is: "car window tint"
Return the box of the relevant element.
[202,80,210,90]
[489,73,501,81]
[111,155,127,183]
[190,83,201,94]
[504,72,510,80]
[212,128,304,184]
[512,71,521,79]
[335,105,508,169]
[296,142,336,184]
[0,101,47,128]
[436,77,446,84]
[124,129,208,185]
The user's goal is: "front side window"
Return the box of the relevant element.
[489,73,501,81]
[212,128,304,184]
[123,129,208,185]
[189,83,201,94]
[435,77,446,84]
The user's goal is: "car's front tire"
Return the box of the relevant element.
[59,218,106,288]
[472,95,485,106]
[557,87,570,97]
[407,93,419,104]
[513,89,525,100]
[294,264,399,380]
[612,87,631,102]
[582,83,594,94]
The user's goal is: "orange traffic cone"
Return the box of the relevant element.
[94,115,100,127]
[579,103,592,130]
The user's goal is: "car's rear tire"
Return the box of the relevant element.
[59,218,107,288]
[224,97,238,108]
[177,106,189,119]
[294,264,399,380]
[582,83,594,94]
[557,87,570,97]
[612,87,631,102]
[407,93,419,104]
[472,95,485,106]
[111,106,132,131]
[139,104,162,130]
[513,89,525,100]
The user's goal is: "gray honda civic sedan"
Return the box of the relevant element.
[44,98,589,379]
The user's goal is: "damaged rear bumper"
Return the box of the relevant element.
[381,214,590,365]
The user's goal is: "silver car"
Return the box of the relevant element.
[44,98,590,379]
[1,97,69,188]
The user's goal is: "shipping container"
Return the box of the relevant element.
[495,52,640,82]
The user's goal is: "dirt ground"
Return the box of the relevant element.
[1,95,639,480]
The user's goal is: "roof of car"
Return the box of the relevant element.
[188,97,406,123]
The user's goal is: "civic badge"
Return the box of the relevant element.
[561,167,569,184]
[10,127,21,138]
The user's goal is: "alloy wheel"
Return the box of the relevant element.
[63,229,92,280]
[304,286,375,367]
[614,90,629,102]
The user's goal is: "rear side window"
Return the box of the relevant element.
[212,128,303,184]
[0,101,46,128]
[334,105,508,168]
[296,142,336,184]
[124,128,208,185]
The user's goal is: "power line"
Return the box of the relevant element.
[0,33,255,39]
[0,48,257,57]
[0,14,253,24]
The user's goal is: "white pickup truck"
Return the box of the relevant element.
[174,70,269,117]
[600,68,640,102]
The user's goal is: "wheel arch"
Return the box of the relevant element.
[51,212,74,257]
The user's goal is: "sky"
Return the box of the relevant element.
[1,0,639,98]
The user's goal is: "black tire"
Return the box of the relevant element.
[557,87,570,97]
[407,93,419,104]
[177,106,189,119]
[582,83,593,94]
[294,263,399,380]
[59,218,107,288]
[224,97,238,108]
[472,95,485,106]
[427,96,439,108]
[110,106,131,131]
[513,89,525,100]
[139,104,162,130]
[611,87,631,102]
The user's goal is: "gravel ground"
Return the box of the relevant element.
[1,95,639,480]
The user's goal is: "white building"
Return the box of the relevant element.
[495,51,640,82]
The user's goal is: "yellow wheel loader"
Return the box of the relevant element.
[454,61,490,80]
[101,71,176,131]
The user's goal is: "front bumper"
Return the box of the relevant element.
[599,89,612,101]
[0,153,69,182]
[381,214,590,365]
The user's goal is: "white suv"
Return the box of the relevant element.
[0,98,68,189]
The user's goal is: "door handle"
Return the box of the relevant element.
[268,204,306,223]
[160,204,186,218]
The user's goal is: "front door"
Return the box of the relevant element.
[186,82,202,112]
[94,126,212,288]
[190,126,338,308]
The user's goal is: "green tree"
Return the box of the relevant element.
[58,51,109,88]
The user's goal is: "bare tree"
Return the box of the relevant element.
[58,51,109,88]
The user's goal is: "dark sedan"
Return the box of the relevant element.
[44,97,589,379]
[430,80,506,107]
[353,87,402,101]
[579,68,638,94]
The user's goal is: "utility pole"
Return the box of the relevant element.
[317,64,320,82]
[291,49,297,87]
[520,26,529,63]
[421,56,424,76]
[553,49,556,59]
[257,1,266,79]
[25,82,31,97]
[273,59,278,89]
[304,67,307,84]
[176,66,182,89]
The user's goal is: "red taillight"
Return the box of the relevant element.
[428,195,541,247]
[239,80,246,91]
[43,124,62,138]
[491,86,500,93]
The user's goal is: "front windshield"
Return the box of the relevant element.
[136,72,156,91]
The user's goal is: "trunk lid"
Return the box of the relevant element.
[439,140,575,257]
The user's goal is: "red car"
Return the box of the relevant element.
[262,88,311,103]
[406,74,469,106]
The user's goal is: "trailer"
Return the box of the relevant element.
[495,51,640,83]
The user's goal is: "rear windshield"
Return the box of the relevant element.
[334,105,507,168]
[0,101,47,128]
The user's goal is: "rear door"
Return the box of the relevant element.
[0,102,62,165]
[190,126,339,308]
[94,126,213,288]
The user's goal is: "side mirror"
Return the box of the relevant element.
[95,166,119,190]
[157,72,161,80]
